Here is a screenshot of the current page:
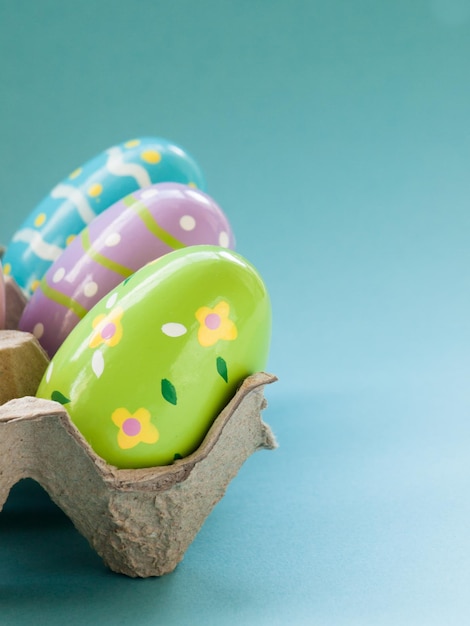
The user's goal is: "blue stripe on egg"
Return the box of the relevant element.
[4,137,206,295]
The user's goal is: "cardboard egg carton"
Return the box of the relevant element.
[0,276,277,577]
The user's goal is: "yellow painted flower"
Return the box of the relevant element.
[112,407,159,450]
[89,306,124,348]
[195,301,238,347]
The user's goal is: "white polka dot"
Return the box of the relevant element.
[92,350,105,378]
[162,322,187,337]
[45,361,54,383]
[140,188,159,200]
[219,231,230,247]
[83,281,98,297]
[33,322,44,339]
[179,215,196,231]
[52,267,66,283]
[105,232,121,247]
[106,292,118,309]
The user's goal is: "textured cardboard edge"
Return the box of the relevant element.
[0,330,49,404]
[4,275,27,330]
[0,329,277,576]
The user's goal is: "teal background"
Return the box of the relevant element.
[1,0,470,623]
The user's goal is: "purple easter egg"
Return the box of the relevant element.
[19,183,235,356]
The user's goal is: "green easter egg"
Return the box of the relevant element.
[36,245,271,468]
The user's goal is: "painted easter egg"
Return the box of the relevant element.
[19,183,235,357]
[36,245,271,469]
[0,262,5,329]
[3,137,206,296]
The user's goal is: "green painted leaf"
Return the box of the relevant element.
[216,356,228,383]
[161,378,177,405]
[51,390,71,405]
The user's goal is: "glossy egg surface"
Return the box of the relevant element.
[19,183,234,356]
[36,246,271,469]
[4,137,205,295]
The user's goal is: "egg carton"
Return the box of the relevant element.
[0,276,277,577]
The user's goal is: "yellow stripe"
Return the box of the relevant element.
[40,281,88,319]
[122,194,186,249]
[81,229,134,277]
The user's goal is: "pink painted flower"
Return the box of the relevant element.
[89,306,124,348]
[195,301,237,347]
[111,407,159,450]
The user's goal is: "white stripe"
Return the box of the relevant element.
[106,146,152,188]
[51,184,97,224]
[12,228,63,261]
